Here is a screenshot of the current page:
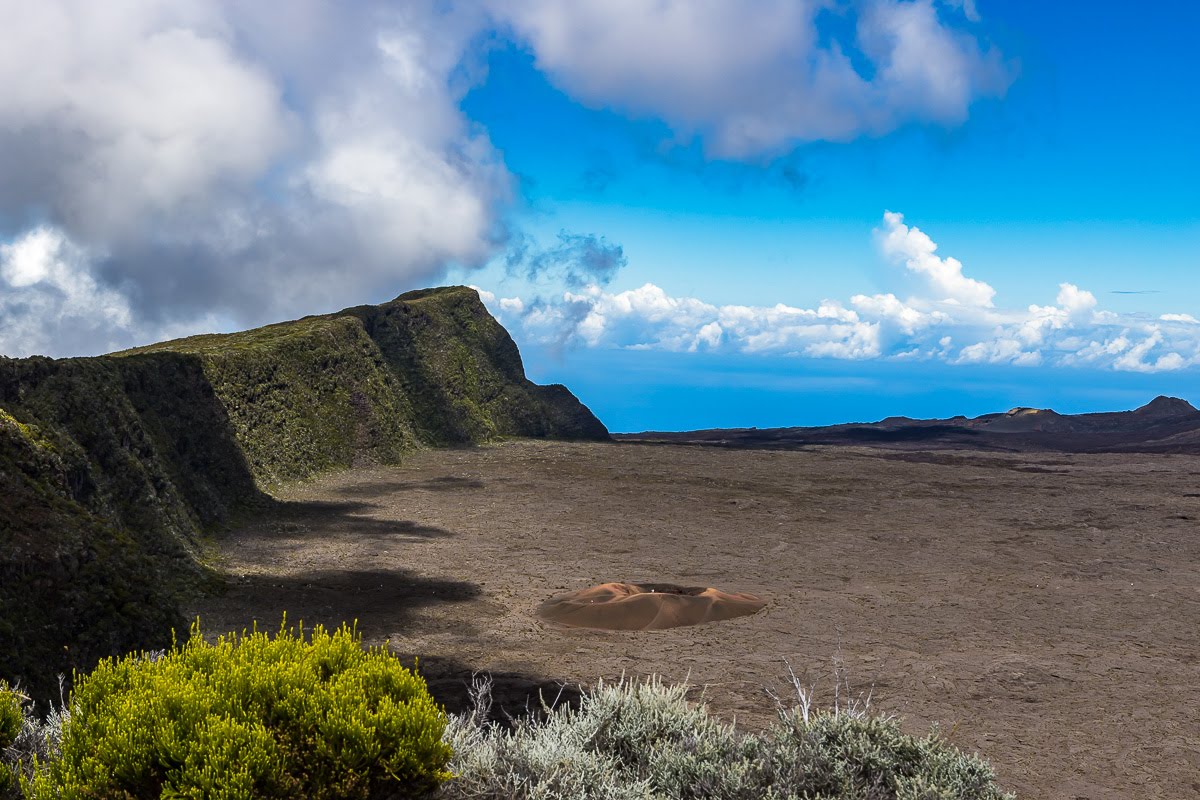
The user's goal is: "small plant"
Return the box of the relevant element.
[0,678,70,800]
[438,672,1013,800]
[25,619,452,800]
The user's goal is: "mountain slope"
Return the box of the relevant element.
[0,287,606,700]
[339,286,608,446]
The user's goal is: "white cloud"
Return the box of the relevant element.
[0,1,289,240]
[1112,331,1164,372]
[1154,352,1187,371]
[957,337,1042,367]
[876,211,996,307]
[1014,283,1099,347]
[0,2,1016,357]
[490,0,1011,158]
[0,226,136,356]
[0,0,509,355]
[850,292,945,335]
[1056,283,1097,315]
[691,322,723,352]
[485,212,1200,374]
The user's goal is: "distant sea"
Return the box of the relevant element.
[523,346,1200,433]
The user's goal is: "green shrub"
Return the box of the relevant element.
[0,682,24,799]
[26,620,452,800]
[439,675,1013,800]
[0,684,19,750]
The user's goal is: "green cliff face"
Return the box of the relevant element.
[342,287,609,446]
[0,355,248,701]
[124,314,422,488]
[0,287,607,701]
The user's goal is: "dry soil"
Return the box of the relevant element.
[188,440,1200,800]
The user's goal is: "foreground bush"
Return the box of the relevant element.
[439,675,1013,800]
[9,636,1012,799]
[25,621,452,800]
[0,683,21,798]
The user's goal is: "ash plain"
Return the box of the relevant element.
[190,440,1200,800]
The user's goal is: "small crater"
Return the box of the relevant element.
[537,582,765,631]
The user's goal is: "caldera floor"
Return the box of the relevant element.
[189,439,1200,800]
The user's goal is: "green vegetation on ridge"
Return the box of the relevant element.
[0,287,608,702]
[123,314,421,487]
[0,354,236,701]
[124,286,607,476]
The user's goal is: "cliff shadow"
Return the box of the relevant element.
[118,351,273,526]
[0,351,272,703]
[202,567,481,643]
[240,496,457,542]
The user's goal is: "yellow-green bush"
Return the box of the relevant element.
[0,684,19,748]
[26,620,452,800]
[0,682,23,797]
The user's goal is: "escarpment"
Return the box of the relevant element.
[0,287,607,700]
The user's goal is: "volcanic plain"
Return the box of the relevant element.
[191,439,1200,800]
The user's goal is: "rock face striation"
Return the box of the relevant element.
[0,286,607,700]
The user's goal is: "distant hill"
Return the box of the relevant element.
[619,396,1200,454]
[0,286,607,701]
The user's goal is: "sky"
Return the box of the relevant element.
[1,1,1198,431]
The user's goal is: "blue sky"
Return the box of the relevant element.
[1,2,1197,430]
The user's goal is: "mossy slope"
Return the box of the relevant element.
[1,287,606,701]
[343,287,608,445]
[126,285,608,481]
[124,314,422,487]
[0,355,256,702]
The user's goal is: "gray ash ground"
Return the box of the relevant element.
[191,440,1200,800]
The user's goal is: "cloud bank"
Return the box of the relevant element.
[481,212,1200,374]
[0,0,508,356]
[1,1,1011,357]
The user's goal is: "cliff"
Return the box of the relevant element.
[0,287,607,700]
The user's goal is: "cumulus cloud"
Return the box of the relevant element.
[477,213,1200,374]
[0,2,289,241]
[0,226,134,356]
[876,211,996,307]
[0,0,509,355]
[490,0,1011,158]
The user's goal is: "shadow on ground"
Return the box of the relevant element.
[206,568,480,638]
[391,654,584,724]
[242,497,456,541]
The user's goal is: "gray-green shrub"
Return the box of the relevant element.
[438,675,1013,800]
